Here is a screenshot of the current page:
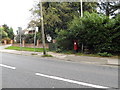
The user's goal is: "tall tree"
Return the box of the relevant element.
[8,28,14,39]
[2,24,14,39]
[29,2,97,39]
[97,1,120,17]
[0,26,8,39]
[29,2,71,38]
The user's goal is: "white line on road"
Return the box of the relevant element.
[35,73,109,89]
[0,64,16,70]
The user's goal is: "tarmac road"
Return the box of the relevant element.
[0,53,119,89]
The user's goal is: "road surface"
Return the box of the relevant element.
[0,53,119,89]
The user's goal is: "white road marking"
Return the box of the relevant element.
[35,73,109,89]
[0,64,16,70]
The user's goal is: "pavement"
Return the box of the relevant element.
[0,44,119,66]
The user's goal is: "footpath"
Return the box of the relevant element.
[0,45,119,66]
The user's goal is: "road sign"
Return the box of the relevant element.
[46,34,52,42]
[35,27,38,32]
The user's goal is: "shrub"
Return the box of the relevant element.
[21,33,42,44]
[24,34,34,43]
[56,12,120,54]
[2,37,11,44]
[41,54,53,57]
[56,48,62,53]
[56,30,73,51]
[98,52,113,57]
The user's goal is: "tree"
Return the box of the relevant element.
[97,1,120,17]
[24,32,41,44]
[15,34,25,43]
[0,27,8,39]
[8,28,14,39]
[107,14,120,53]
[29,2,97,39]
[56,12,119,54]
[2,24,14,39]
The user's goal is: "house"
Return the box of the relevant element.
[14,27,38,42]
[16,27,38,35]
[23,27,36,34]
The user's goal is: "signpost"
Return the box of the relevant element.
[34,27,38,52]
[46,34,52,42]
[46,34,53,51]
[18,27,22,51]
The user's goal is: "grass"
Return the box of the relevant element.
[75,53,100,57]
[41,54,53,57]
[62,51,100,57]
[59,50,118,58]
[31,53,38,55]
[5,46,49,52]
[75,52,118,58]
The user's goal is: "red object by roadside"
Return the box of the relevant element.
[74,41,77,50]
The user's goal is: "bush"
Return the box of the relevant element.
[98,52,113,57]
[24,34,34,43]
[56,48,62,53]
[2,37,11,44]
[55,12,120,54]
[56,30,73,51]
[15,34,25,43]
[16,33,42,44]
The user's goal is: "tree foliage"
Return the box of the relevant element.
[2,24,14,40]
[0,27,8,39]
[29,2,119,54]
[56,12,120,54]
[97,1,120,17]
[24,33,41,44]
[29,2,97,39]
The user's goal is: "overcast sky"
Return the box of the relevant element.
[0,0,37,33]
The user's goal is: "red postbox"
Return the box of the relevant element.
[74,40,77,51]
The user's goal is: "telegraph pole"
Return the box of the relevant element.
[40,1,46,55]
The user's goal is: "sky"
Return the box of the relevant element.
[0,0,119,34]
[0,0,37,34]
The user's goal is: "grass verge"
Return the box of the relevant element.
[5,46,49,52]
[41,54,53,57]
[60,50,118,58]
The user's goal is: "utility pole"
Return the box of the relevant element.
[40,1,46,55]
